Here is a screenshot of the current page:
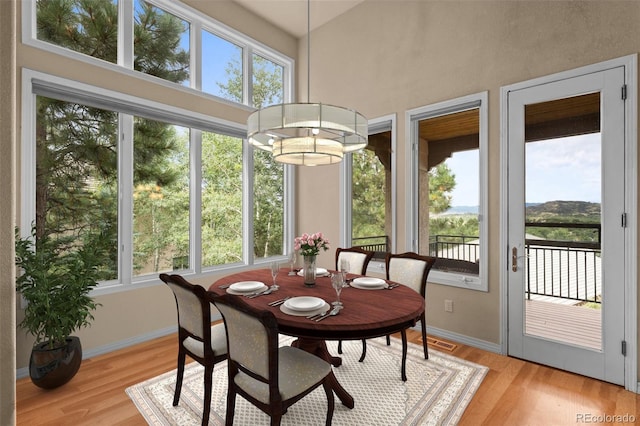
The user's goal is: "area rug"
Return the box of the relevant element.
[126,337,488,425]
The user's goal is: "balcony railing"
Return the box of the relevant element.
[352,235,389,260]
[426,222,601,304]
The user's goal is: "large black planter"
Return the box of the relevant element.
[29,336,82,389]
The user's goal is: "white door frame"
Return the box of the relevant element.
[499,54,638,392]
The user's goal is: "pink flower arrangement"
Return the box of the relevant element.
[294,232,330,257]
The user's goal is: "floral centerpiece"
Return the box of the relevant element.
[294,232,330,256]
[294,232,330,286]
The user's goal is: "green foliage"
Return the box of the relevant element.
[352,148,386,239]
[428,163,456,214]
[429,215,479,240]
[15,225,101,349]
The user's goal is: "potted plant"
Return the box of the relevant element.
[15,225,101,389]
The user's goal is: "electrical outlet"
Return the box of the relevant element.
[444,299,453,312]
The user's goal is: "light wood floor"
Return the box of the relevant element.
[16,329,640,425]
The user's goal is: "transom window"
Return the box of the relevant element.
[24,0,292,108]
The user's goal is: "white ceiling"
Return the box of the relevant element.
[232,0,365,38]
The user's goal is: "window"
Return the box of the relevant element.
[201,29,242,101]
[408,92,488,291]
[342,115,396,267]
[25,0,292,107]
[134,0,190,85]
[23,70,290,294]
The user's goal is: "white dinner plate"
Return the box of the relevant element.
[351,277,388,290]
[284,296,325,312]
[281,302,330,317]
[228,281,265,293]
[296,268,329,277]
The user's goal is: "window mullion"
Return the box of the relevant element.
[191,129,203,274]
[119,113,135,285]
[118,0,134,69]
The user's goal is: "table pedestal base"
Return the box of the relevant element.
[291,338,354,409]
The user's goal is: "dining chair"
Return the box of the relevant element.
[159,273,228,426]
[210,292,335,426]
[387,252,436,367]
[335,247,374,357]
[357,252,435,381]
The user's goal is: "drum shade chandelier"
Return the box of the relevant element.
[247,0,368,166]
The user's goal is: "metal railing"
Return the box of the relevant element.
[352,235,389,259]
[426,223,602,304]
[524,222,601,304]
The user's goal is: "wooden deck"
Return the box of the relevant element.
[525,299,602,350]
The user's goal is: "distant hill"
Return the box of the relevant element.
[526,200,601,217]
[443,205,478,214]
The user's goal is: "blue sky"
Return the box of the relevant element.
[446,133,601,207]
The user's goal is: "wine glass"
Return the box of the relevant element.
[288,252,297,276]
[339,258,350,281]
[270,261,280,290]
[331,273,344,306]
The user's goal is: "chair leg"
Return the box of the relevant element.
[400,329,408,382]
[322,380,335,426]
[173,351,186,406]
[202,364,213,426]
[338,339,343,354]
[386,334,391,346]
[421,313,428,359]
[270,414,282,426]
[225,388,236,426]
[358,339,367,362]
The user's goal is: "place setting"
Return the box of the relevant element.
[349,276,399,290]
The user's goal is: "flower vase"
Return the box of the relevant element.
[303,255,317,287]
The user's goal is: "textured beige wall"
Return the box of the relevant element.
[1,2,16,424]
[12,0,296,371]
[298,0,640,345]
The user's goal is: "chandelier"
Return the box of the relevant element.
[247,0,368,166]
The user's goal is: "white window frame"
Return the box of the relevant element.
[21,0,294,109]
[21,68,294,296]
[406,91,489,291]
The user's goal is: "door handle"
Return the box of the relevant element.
[512,246,518,272]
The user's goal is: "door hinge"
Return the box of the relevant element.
[622,212,627,228]
[622,340,627,356]
[622,84,627,100]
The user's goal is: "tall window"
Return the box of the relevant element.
[342,116,395,264]
[133,121,190,277]
[351,131,390,259]
[409,93,488,291]
[34,96,119,281]
[201,132,243,267]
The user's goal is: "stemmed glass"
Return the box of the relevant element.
[270,261,280,290]
[339,258,350,281]
[288,252,297,276]
[331,273,344,306]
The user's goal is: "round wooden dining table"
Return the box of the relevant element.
[209,267,425,409]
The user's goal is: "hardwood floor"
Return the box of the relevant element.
[16,329,640,425]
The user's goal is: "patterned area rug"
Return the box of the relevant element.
[126,337,487,425]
